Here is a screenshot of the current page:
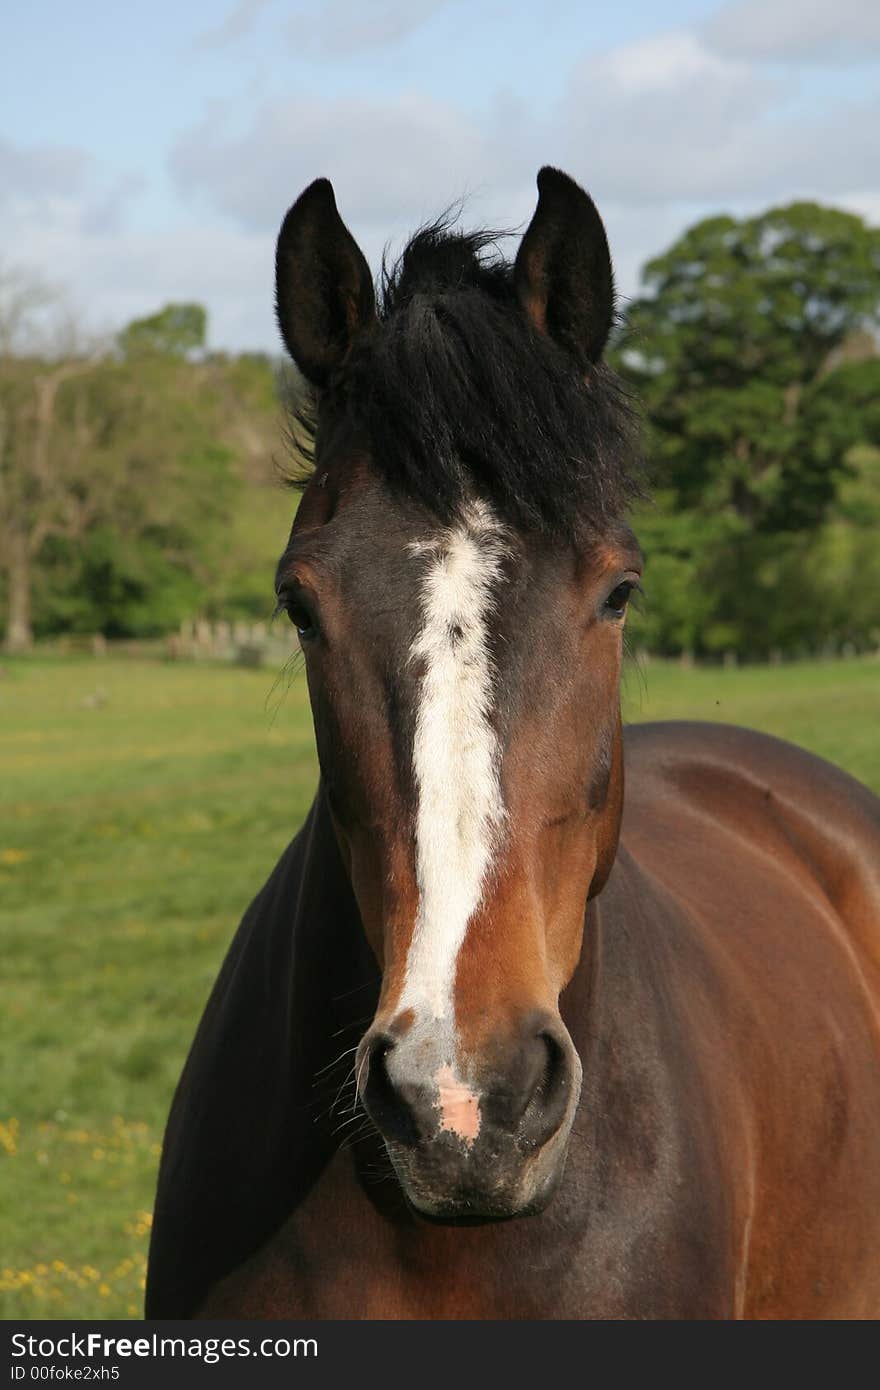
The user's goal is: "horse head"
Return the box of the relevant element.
[273,168,642,1222]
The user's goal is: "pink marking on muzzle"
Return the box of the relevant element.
[435,1065,481,1142]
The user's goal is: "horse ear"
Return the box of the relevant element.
[275,178,376,387]
[514,167,614,366]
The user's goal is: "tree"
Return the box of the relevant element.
[117,303,207,360]
[28,342,250,639]
[0,268,106,650]
[617,203,880,658]
[0,281,256,648]
[619,202,880,532]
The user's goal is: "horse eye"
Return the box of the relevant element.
[277,590,318,640]
[289,603,317,640]
[291,609,316,640]
[603,581,634,619]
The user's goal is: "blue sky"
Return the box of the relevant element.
[3,0,879,350]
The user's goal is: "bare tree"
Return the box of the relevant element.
[0,264,104,651]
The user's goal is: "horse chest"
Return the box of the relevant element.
[201,1138,735,1320]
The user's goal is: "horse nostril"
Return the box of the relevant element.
[360,1033,420,1147]
[519,1028,573,1151]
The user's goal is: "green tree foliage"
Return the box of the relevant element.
[117,303,207,361]
[34,353,236,637]
[4,205,879,660]
[623,203,880,529]
[38,349,290,637]
[618,202,880,657]
[1,289,284,646]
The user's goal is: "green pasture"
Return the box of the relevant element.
[0,651,877,1317]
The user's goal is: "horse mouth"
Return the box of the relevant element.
[381,1115,575,1226]
[408,1203,520,1227]
[403,1182,558,1225]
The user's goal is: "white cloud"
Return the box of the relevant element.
[168,87,539,254]
[0,136,145,235]
[176,27,871,245]
[556,30,879,209]
[557,32,782,205]
[705,0,880,65]
[4,195,277,351]
[80,173,147,236]
[0,135,272,350]
[4,17,879,352]
[157,22,880,339]
[193,0,272,53]
[599,30,745,93]
[285,0,452,56]
[0,138,89,206]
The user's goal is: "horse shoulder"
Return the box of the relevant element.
[624,720,880,990]
[609,720,880,1316]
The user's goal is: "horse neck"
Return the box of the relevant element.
[303,777,382,1042]
[563,839,716,1149]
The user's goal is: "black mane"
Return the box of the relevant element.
[291,216,644,536]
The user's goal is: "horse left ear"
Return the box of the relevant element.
[275,178,376,387]
[514,167,615,367]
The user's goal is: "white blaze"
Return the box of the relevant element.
[398,502,507,1029]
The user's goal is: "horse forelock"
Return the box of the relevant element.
[284,216,645,541]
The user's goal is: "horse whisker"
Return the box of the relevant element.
[313,1043,360,1078]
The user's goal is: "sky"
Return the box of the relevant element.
[3,0,880,352]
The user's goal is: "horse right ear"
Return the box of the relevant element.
[514,167,615,368]
[275,178,376,387]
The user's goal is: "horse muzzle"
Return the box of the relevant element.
[356,1011,583,1221]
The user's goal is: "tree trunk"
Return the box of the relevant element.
[4,531,33,652]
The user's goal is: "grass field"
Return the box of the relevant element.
[1,651,877,1317]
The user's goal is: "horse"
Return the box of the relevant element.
[146,168,880,1320]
